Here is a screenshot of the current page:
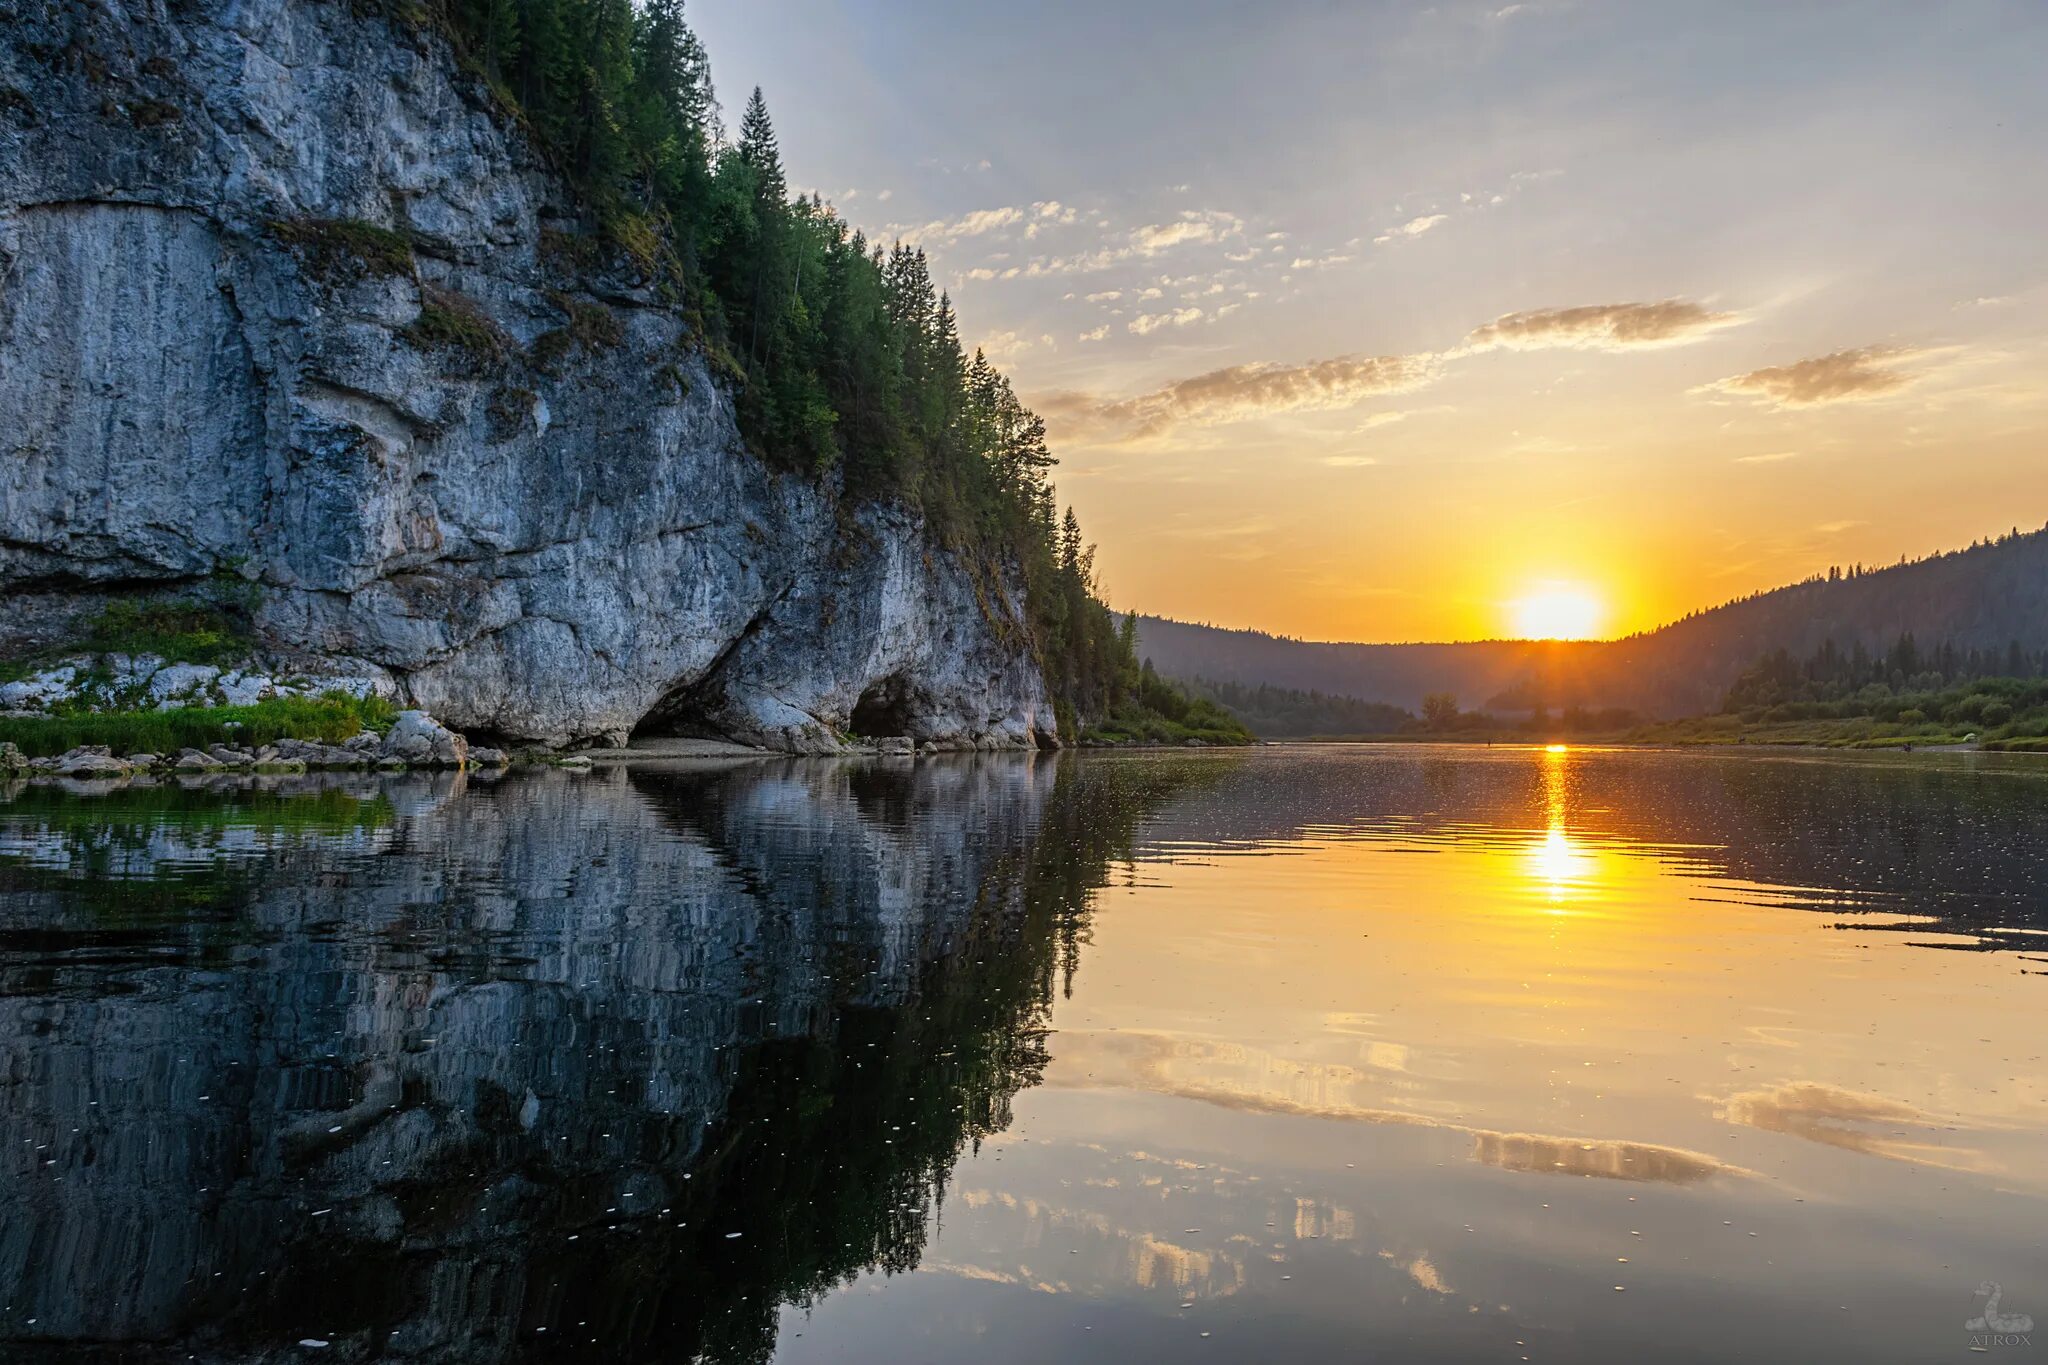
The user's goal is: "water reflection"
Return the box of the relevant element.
[1044,1029,1741,1184]
[1,746,2045,1363]
[0,758,1229,1359]
[1522,743,1593,906]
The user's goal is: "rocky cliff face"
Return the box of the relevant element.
[0,0,1056,751]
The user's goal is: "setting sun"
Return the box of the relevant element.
[1510,585,1606,640]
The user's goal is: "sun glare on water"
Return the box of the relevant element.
[1510,585,1605,640]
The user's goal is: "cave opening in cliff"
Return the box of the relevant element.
[848,677,916,739]
[629,678,727,744]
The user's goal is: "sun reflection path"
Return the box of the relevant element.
[1525,744,1598,904]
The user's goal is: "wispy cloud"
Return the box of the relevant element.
[1373,213,1448,245]
[907,205,1025,245]
[978,330,1056,363]
[1002,210,1249,278]
[1733,449,1800,464]
[1041,295,1736,441]
[1041,352,1442,442]
[1024,200,1078,238]
[1127,306,1207,335]
[1463,300,1742,353]
[1131,210,1243,255]
[899,199,1079,250]
[1704,345,1921,406]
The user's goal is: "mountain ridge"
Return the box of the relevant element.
[1132,522,2048,718]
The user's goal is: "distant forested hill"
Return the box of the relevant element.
[1133,523,2048,719]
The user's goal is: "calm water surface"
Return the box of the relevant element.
[2,746,2044,1362]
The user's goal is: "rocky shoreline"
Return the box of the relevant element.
[0,710,506,780]
[0,708,1069,786]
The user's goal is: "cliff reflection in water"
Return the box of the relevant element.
[0,757,1228,1361]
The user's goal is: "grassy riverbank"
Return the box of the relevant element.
[0,693,397,758]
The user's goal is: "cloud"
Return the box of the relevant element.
[1464,299,1742,352]
[1322,454,1380,467]
[1131,210,1244,255]
[1024,200,1080,239]
[922,205,1025,244]
[1354,405,1452,432]
[1078,325,1109,343]
[1733,450,1799,464]
[1010,209,1247,277]
[1704,344,1920,406]
[1374,213,1448,244]
[1127,307,1206,335]
[1042,351,1441,442]
[1040,296,1733,443]
[977,330,1041,363]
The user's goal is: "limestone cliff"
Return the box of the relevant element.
[0,0,1057,751]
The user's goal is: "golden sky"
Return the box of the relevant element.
[698,0,2048,641]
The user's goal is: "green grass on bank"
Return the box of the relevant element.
[0,594,258,687]
[0,693,396,759]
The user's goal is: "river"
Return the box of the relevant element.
[2,746,2042,1361]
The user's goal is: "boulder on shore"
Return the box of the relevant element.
[56,748,131,778]
[379,711,470,769]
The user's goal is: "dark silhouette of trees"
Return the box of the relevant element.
[1422,692,1459,732]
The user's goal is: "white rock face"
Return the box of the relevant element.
[0,0,1056,752]
[0,665,78,712]
[145,663,223,710]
